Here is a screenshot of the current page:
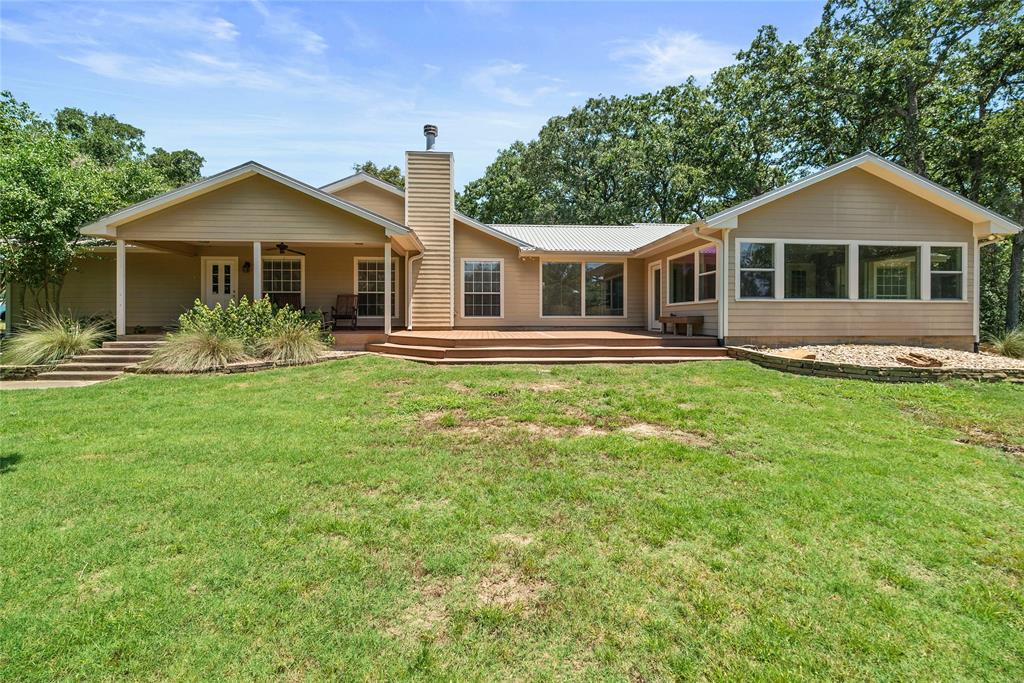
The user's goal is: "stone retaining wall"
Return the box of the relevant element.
[728,347,1024,383]
[0,364,51,380]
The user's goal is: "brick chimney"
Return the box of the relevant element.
[405,125,454,329]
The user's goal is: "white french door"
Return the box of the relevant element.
[201,258,238,308]
[648,263,662,331]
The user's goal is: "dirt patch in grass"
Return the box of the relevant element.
[476,568,549,609]
[386,579,450,640]
[956,426,1024,455]
[419,410,713,447]
[446,381,474,394]
[492,532,534,547]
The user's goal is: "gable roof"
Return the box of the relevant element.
[82,162,414,239]
[320,172,534,249]
[702,151,1021,235]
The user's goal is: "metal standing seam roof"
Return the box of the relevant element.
[488,223,685,253]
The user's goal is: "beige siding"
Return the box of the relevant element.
[406,152,454,329]
[117,175,387,243]
[453,223,646,328]
[13,245,404,330]
[330,183,405,224]
[643,236,720,337]
[726,168,976,343]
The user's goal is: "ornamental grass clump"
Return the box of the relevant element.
[143,330,248,372]
[3,311,108,365]
[988,327,1024,359]
[259,318,329,363]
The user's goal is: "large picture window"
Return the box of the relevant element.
[541,261,625,317]
[739,242,775,298]
[784,244,847,299]
[859,245,920,300]
[262,257,302,308]
[930,246,963,300]
[356,258,398,317]
[463,260,502,317]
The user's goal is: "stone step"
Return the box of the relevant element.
[59,361,138,372]
[36,370,123,380]
[87,346,157,356]
[71,354,151,363]
[103,340,165,349]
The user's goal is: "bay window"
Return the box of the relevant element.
[541,261,625,317]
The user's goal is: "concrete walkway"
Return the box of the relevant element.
[0,379,102,390]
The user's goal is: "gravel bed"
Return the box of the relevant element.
[760,344,1024,370]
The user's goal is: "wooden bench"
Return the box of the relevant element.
[658,314,704,336]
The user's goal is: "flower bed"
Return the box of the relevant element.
[729,345,1024,383]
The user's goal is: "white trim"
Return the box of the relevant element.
[320,171,406,198]
[353,256,400,321]
[705,151,1021,235]
[261,254,305,308]
[647,261,662,331]
[459,258,505,319]
[115,240,126,336]
[734,238,969,303]
[666,243,718,305]
[538,257,628,319]
[81,161,413,239]
[252,242,262,301]
[384,238,392,335]
[200,256,239,308]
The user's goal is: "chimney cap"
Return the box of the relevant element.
[423,124,438,137]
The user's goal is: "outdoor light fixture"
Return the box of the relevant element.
[242,261,251,273]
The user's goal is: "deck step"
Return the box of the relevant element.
[377,354,734,365]
[368,343,728,360]
[385,333,719,348]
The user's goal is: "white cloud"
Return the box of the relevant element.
[610,31,736,86]
[248,0,327,54]
[466,61,559,107]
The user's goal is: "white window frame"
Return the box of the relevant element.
[539,257,628,319]
[927,245,965,301]
[666,244,718,306]
[734,238,969,303]
[261,254,305,308]
[460,258,504,319]
[353,256,399,319]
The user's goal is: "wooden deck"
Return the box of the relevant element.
[368,329,728,364]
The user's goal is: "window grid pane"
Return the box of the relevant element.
[356,260,397,317]
[262,259,302,294]
[464,261,501,317]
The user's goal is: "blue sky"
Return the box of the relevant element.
[1,1,824,189]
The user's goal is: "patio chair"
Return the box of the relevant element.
[331,294,358,330]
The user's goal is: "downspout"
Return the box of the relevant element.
[693,224,729,346]
[406,252,423,331]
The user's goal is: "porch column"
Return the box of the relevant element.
[252,241,262,300]
[116,239,126,336]
[384,237,392,335]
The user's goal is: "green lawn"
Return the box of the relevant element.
[2,357,1023,681]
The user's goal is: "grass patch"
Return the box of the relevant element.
[2,357,1023,680]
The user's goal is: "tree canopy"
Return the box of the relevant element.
[352,160,405,189]
[0,92,205,311]
[456,0,1024,334]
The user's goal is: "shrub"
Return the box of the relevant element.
[987,327,1024,359]
[259,318,329,363]
[143,330,248,372]
[3,311,108,365]
[178,297,311,353]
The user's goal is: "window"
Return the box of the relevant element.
[585,262,624,316]
[542,262,582,316]
[669,253,695,303]
[930,246,963,300]
[784,244,847,299]
[859,245,920,299]
[356,259,398,317]
[698,247,717,300]
[739,242,775,298]
[541,261,626,317]
[263,257,302,307]
[463,260,502,317]
[668,246,716,304]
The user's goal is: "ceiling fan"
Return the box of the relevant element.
[271,242,305,256]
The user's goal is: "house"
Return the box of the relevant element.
[7,126,1021,357]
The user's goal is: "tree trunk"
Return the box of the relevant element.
[905,77,927,177]
[1007,186,1024,332]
